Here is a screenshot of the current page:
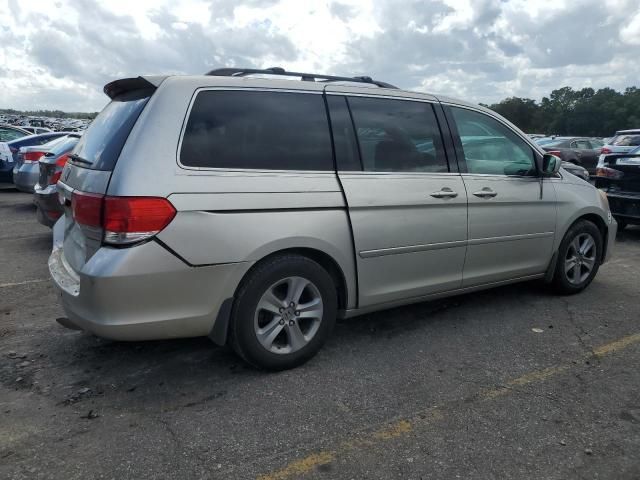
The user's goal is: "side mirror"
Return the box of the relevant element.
[542,153,562,176]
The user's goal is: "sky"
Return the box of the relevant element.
[1,0,639,112]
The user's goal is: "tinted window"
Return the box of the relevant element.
[72,89,152,170]
[326,95,360,171]
[451,107,535,176]
[611,134,640,147]
[180,91,332,171]
[347,97,448,172]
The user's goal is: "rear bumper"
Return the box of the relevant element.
[13,163,39,193]
[34,185,62,227]
[48,225,252,341]
[606,192,640,223]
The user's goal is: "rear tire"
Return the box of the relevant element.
[229,254,337,371]
[551,220,602,295]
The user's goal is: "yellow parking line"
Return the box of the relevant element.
[257,333,640,480]
[257,452,335,480]
[593,333,640,358]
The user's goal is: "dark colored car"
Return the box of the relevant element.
[1,132,67,184]
[34,135,80,227]
[595,145,640,230]
[539,137,602,175]
[561,161,589,181]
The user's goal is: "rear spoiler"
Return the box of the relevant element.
[103,76,166,99]
[602,153,640,164]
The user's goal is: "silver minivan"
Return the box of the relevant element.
[49,68,616,370]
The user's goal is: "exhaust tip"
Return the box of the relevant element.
[56,317,82,331]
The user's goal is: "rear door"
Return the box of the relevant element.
[445,105,557,287]
[326,92,468,307]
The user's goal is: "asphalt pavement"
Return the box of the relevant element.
[1,189,639,480]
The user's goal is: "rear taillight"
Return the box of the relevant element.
[71,192,176,245]
[49,154,70,185]
[24,151,45,163]
[547,150,562,157]
[596,167,623,179]
[103,197,176,244]
[71,191,103,228]
[601,147,611,154]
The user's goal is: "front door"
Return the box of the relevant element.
[446,105,557,287]
[326,93,468,307]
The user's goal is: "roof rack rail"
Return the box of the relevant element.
[205,67,398,89]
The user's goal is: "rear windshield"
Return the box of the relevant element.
[540,139,567,147]
[612,134,640,147]
[71,89,152,170]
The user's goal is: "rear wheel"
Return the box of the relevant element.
[551,220,602,294]
[229,254,337,370]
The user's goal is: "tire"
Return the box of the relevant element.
[229,254,337,371]
[551,220,602,295]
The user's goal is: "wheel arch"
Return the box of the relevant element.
[559,212,609,262]
[239,247,351,312]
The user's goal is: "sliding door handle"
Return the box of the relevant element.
[430,188,458,199]
[473,188,497,198]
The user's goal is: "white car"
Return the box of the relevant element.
[597,129,640,167]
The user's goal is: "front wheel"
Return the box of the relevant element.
[551,220,602,294]
[229,254,337,370]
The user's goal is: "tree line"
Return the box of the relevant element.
[483,86,640,137]
[0,108,98,120]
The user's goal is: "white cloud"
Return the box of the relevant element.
[0,0,639,111]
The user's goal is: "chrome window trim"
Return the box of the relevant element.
[326,91,437,104]
[176,87,332,175]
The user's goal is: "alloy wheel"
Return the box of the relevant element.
[253,276,323,354]
[564,233,597,285]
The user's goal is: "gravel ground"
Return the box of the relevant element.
[1,189,639,480]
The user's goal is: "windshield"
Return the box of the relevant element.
[540,139,567,147]
[71,88,152,170]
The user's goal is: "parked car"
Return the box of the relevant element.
[49,68,616,370]
[595,145,640,230]
[1,132,66,184]
[598,129,640,166]
[21,126,52,135]
[0,124,30,142]
[561,161,590,181]
[13,135,68,192]
[34,135,80,226]
[538,137,602,175]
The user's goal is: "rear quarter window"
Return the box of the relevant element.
[180,90,333,171]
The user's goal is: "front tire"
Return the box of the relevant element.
[551,220,602,294]
[229,254,337,370]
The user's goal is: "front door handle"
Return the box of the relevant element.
[473,188,498,198]
[430,188,458,199]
